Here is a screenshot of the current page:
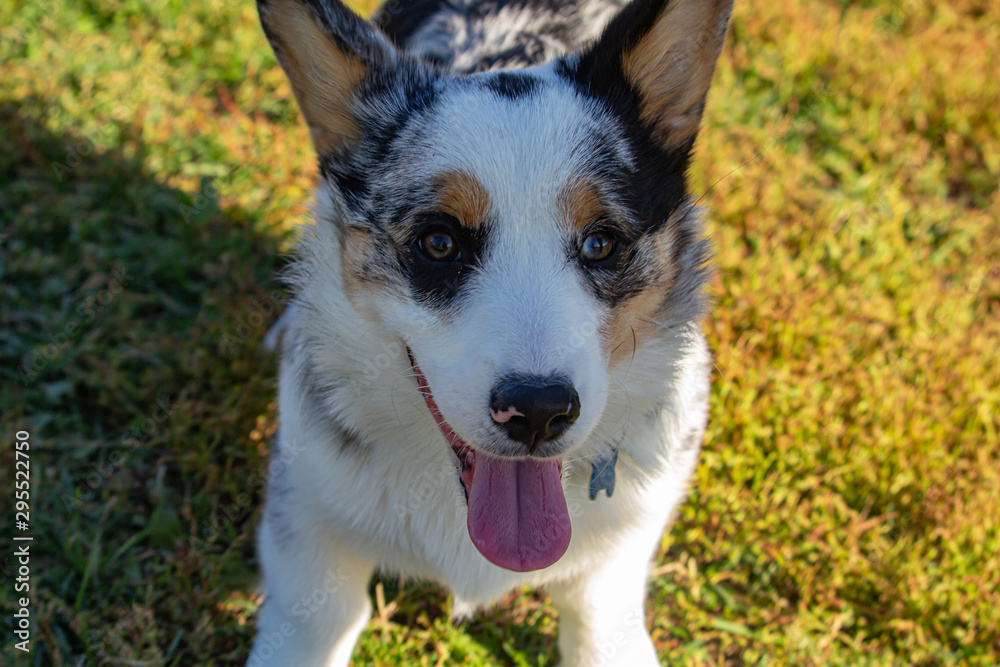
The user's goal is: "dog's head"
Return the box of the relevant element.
[259,0,731,571]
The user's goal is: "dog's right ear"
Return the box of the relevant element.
[566,0,734,151]
[257,0,396,155]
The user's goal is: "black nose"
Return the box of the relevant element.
[489,375,581,450]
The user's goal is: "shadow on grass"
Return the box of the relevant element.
[1,101,284,665]
[0,103,557,666]
[368,575,559,665]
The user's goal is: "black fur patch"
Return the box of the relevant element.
[482,71,540,100]
[321,154,369,213]
[572,228,657,307]
[576,0,670,78]
[374,0,452,48]
[361,65,441,166]
[462,39,557,73]
[401,215,491,308]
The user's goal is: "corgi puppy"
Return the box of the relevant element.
[249,0,732,664]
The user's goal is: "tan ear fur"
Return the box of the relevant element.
[259,0,368,154]
[622,0,732,148]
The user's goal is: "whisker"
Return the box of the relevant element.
[693,152,762,207]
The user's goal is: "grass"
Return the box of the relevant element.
[0,0,997,664]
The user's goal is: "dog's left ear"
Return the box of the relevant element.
[566,0,734,150]
[257,0,397,155]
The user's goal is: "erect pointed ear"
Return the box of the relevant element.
[569,0,733,150]
[257,0,397,155]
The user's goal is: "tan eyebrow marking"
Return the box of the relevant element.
[558,177,608,233]
[434,170,492,228]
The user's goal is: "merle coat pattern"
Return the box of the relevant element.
[248,0,733,664]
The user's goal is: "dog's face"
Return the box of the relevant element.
[259,0,730,571]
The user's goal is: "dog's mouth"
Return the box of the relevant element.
[408,349,572,572]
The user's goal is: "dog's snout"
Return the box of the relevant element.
[489,376,581,450]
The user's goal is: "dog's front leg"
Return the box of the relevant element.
[247,516,373,667]
[548,536,662,667]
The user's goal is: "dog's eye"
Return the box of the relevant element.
[580,231,617,263]
[418,228,460,262]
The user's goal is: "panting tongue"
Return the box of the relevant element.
[467,455,571,572]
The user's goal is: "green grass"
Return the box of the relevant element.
[1,0,998,664]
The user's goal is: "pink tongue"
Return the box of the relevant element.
[467,456,571,572]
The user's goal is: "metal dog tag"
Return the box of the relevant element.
[588,448,618,500]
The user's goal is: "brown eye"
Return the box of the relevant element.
[419,228,459,262]
[581,231,616,263]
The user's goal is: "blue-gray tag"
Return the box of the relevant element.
[588,448,618,500]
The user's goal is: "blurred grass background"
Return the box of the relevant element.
[1,0,997,664]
